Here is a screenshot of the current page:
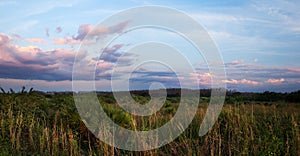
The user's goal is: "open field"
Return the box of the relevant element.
[0,89,299,155]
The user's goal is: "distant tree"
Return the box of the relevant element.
[286,90,300,102]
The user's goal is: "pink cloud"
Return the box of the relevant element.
[189,72,212,79]
[223,78,262,85]
[26,38,45,44]
[0,33,12,45]
[73,20,129,41]
[73,24,94,40]
[11,34,21,39]
[90,25,107,35]
[97,60,114,69]
[231,60,244,65]
[240,79,261,85]
[0,33,75,79]
[287,68,300,73]
[52,21,129,46]
[228,60,244,65]
[107,20,129,34]
[0,33,132,81]
[53,37,94,45]
[225,59,249,68]
[223,79,239,84]
[266,78,285,84]
[189,72,212,85]
[53,37,81,45]
[253,58,258,62]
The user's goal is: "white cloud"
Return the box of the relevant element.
[223,78,262,85]
[266,78,285,84]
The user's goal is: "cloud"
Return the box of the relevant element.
[45,28,50,37]
[224,60,253,69]
[266,78,285,84]
[129,70,181,89]
[224,59,299,85]
[100,44,136,66]
[26,38,45,44]
[97,60,114,70]
[53,37,95,46]
[252,0,300,34]
[0,33,11,45]
[55,26,62,33]
[106,20,129,34]
[286,68,300,73]
[0,33,137,82]
[11,34,21,40]
[191,59,300,91]
[0,33,76,80]
[72,24,93,41]
[240,79,262,85]
[226,60,245,66]
[221,59,300,91]
[53,37,81,45]
[224,79,262,85]
[223,79,239,84]
[73,20,129,41]
[189,72,211,86]
[100,44,124,62]
[52,21,129,46]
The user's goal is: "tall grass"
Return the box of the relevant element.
[0,92,299,155]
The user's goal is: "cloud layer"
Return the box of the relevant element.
[1,29,299,92]
[0,4,299,93]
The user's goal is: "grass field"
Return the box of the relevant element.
[0,89,299,155]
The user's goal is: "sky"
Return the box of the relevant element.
[0,0,300,92]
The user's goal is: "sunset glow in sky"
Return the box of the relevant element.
[0,0,300,92]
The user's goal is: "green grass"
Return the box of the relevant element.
[0,91,299,155]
